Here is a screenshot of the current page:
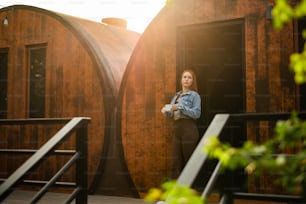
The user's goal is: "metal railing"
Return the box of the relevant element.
[0,117,90,203]
[175,112,306,204]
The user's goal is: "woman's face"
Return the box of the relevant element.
[181,71,194,89]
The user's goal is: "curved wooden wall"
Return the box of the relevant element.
[117,0,298,195]
[0,5,139,192]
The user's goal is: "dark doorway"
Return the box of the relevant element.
[0,48,8,119]
[177,19,246,192]
[27,45,46,118]
[177,19,246,136]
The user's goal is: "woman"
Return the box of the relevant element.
[161,69,201,178]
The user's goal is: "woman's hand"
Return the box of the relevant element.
[171,104,178,111]
[161,107,166,114]
[161,104,173,115]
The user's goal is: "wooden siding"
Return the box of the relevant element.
[117,0,298,195]
[0,124,76,184]
[0,5,140,193]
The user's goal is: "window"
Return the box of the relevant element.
[0,48,8,119]
[28,45,46,118]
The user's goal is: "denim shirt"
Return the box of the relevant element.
[167,90,201,120]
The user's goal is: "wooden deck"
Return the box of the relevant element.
[2,190,290,204]
[3,190,147,204]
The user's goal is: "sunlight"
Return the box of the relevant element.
[0,0,166,33]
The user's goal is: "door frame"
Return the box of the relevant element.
[176,18,246,135]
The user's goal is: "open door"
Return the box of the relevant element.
[177,19,246,137]
[177,19,246,192]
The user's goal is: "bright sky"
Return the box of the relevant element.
[0,0,166,33]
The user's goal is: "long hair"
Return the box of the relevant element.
[181,69,198,92]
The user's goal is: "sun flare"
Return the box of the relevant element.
[0,0,166,33]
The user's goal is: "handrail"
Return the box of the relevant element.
[0,117,90,203]
[0,149,76,154]
[0,118,73,124]
[0,179,76,186]
[232,192,305,202]
[175,112,306,204]
[201,161,222,199]
[30,152,80,203]
[177,114,230,186]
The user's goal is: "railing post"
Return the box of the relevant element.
[75,123,88,204]
[220,193,234,204]
[177,114,230,186]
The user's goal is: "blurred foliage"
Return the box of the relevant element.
[273,0,306,84]
[144,180,205,204]
[203,112,306,193]
[145,0,306,203]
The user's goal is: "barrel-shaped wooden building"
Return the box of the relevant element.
[117,0,305,195]
[0,5,140,195]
